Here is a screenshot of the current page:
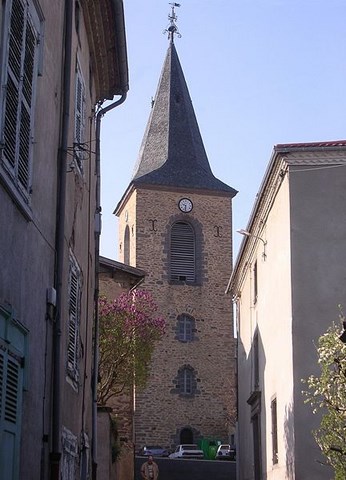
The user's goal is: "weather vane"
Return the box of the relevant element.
[163,3,182,43]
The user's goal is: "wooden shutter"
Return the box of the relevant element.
[0,347,24,480]
[74,64,85,171]
[3,0,39,193]
[170,222,195,282]
[67,255,81,382]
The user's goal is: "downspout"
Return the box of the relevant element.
[51,1,73,478]
[92,93,127,479]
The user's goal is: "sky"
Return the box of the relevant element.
[99,0,346,262]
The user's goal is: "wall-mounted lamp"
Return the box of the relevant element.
[237,229,267,260]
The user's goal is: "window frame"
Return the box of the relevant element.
[253,260,258,304]
[67,250,82,387]
[0,0,43,210]
[271,397,278,465]
[73,59,86,174]
[177,314,194,343]
[181,367,193,395]
[170,221,196,283]
[62,426,78,480]
[0,306,27,479]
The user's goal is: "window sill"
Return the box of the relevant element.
[0,168,32,221]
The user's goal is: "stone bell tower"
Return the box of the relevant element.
[114,5,237,450]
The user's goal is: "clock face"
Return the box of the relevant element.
[178,198,193,213]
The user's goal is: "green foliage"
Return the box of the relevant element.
[302,314,346,478]
[97,290,165,405]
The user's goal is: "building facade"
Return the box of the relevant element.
[98,256,145,480]
[115,28,237,450]
[0,1,128,479]
[227,141,346,479]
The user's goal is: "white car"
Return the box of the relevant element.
[216,444,236,460]
[169,444,204,459]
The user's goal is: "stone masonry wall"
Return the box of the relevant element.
[120,187,237,450]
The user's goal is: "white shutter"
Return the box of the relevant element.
[67,253,81,383]
[74,63,85,172]
[2,0,40,195]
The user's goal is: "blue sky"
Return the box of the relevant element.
[100,0,346,261]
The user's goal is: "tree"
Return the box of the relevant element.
[302,315,346,479]
[98,289,165,405]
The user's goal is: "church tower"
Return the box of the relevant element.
[114,6,237,449]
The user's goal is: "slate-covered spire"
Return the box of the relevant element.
[131,40,237,196]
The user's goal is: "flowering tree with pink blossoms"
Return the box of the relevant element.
[97,289,165,405]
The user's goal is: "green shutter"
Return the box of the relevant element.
[0,346,24,480]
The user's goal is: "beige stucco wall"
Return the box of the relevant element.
[237,175,294,480]
[236,151,346,480]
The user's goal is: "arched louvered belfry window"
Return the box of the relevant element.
[170,222,195,282]
[124,225,130,265]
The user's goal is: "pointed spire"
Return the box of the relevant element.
[131,42,236,196]
[129,5,236,197]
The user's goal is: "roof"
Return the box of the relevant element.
[99,256,146,279]
[226,139,346,295]
[82,0,128,101]
[130,42,237,196]
[275,140,346,151]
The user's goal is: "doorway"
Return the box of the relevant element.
[180,427,193,444]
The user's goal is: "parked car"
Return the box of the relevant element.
[169,444,204,459]
[216,444,236,461]
[138,445,169,457]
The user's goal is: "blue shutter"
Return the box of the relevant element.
[0,345,24,480]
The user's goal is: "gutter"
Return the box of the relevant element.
[51,0,73,478]
[92,92,127,479]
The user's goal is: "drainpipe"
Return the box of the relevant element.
[92,93,127,479]
[50,1,73,479]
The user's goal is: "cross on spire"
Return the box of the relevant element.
[163,3,182,43]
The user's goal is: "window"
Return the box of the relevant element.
[0,306,27,479]
[62,427,78,480]
[124,225,130,265]
[271,397,278,464]
[0,0,42,201]
[170,222,195,282]
[180,367,192,395]
[74,61,86,172]
[253,261,258,303]
[253,331,259,389]
[67,251,82,386]
[177,314,194,342]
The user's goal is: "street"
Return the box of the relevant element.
[135,457,236,480]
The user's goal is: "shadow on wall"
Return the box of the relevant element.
[238,326,267,479]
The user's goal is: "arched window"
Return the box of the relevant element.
[178,314,194,342]
[180,367,193,395]
[170,222,195,282]
[124,225,130,265]
[171,365,199,397]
